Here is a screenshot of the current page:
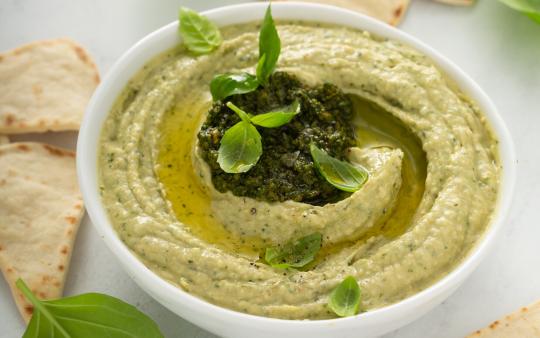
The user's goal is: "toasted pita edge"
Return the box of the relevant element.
[390,0,410,26]
[0,37,100,84]
[467,300,540,337]
[275,0,410,26]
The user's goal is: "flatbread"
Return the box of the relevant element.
[0,39,99,134]
[0,142,84,323]
[276,0,410,26]
[467,300,540,337]
[0,135,8,145]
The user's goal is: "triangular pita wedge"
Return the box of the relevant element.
[0,142,84,323]
[0,135,8,145]
[0,39,99,134]
[276,0,410,26]
[467,300,540,337]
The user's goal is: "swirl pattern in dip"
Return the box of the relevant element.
[99,22,500,319]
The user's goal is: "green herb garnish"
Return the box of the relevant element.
[210,73,260,101]
[209,4,281,101]
[310,143,368,192]
[250,99,301,128]
[217,103,263,173]
[265,232,322,269]
[226,101,252,123]
[328,276,361,317]
[217,101,301,173]
[498,0,540,23]
[179,7,222,55]
[256,5,281,86]
[16,278,163,338]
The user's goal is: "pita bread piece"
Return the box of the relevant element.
[0,39,99,134]
[276,0,410,26]
[0,135,8,145]
[0,142,84,323]
[467,300,540,337]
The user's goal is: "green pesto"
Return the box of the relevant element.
[197,72,356,205]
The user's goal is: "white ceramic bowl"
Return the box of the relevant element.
[77,3,516,338]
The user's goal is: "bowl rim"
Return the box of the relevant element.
[77,0,516,331]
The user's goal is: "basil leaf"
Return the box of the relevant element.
[265,232,322,269]
[328,276,361,317]
[256,5,281,85]
[218,120,262,173]
[250,100,301,128]
[179,7,222,55]
[310,143,368,192]
[497,0,540,24]
[226,102,252,123]
[210,73,259,101]
[16,279,163,338]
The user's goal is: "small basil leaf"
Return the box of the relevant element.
[328,276,361,317]
[16,279,164,338]
[250,100,301,128]
[256,5,281,85]
[218,120,262,173]
[265,232,322,269]
[310,143,368,192]
[179,7,222,55]
[210,73,259,101]
[226,102,251,123]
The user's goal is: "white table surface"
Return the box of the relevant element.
[1,0,539,337]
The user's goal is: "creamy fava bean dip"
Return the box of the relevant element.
[99,21,500,319]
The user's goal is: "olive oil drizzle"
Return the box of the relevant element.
[156,96,426,259]
[156,105,266,260]
[350,95,427,239]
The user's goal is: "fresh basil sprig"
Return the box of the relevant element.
[250,100,300,128]
[179,7,222,55]
[16,278,164,338]
[265,232,322,269]
[328,276,361,317]
[210,73,259,101]
[217,101,301,173]
[209,4,281,101]
[256,5,281,85]
[310,143,368,192]
[217,103,262,173]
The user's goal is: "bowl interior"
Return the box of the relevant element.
[77,2,516,337]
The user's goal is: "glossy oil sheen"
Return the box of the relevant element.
[156,94,427,258]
